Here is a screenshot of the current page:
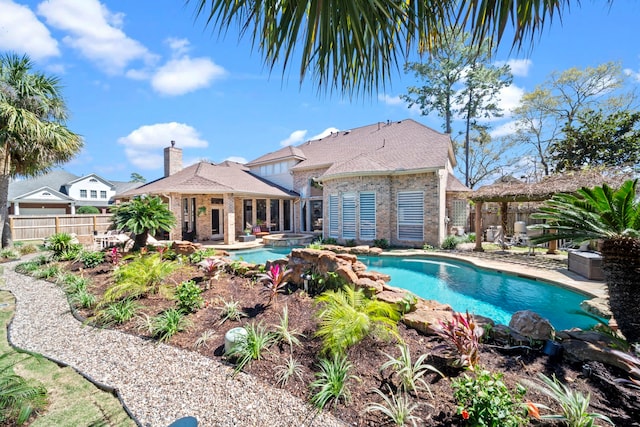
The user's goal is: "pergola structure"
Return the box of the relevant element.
[469,168,633,253]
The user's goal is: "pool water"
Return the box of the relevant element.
[230,247,596,330]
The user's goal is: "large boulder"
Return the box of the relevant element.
[580,297,612,319]
[171,240,203,255]
[509,310,555,341]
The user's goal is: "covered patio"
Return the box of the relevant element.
[470,168,633,253]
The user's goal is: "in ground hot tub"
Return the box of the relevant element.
[261,233,315,247]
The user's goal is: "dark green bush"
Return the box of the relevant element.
[76,206,100,214]
[441,235,460,250]
[175,280,204,313]
[79,250,105,268]
[373,238,390,249]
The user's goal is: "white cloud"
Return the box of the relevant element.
[37,0,155,74]
[310,127,339,140]
[0,0,59,60]
[490,121,518,138]
[496,59,533,77]
[279,130,307,147]
[495,84,525,117]
[151,56,226,96]
[166,37,191,56]
[117,122,208,169]
[224,156,247,164]
[378,94,404,106]
[624,68,640,82]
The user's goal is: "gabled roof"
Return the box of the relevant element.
[247,119,456,179]
[247,145,306,166]
[14,186,74,202]
[65,173,115,189]
[9,170,78,201]
[120,161,297,198]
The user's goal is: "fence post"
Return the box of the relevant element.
[55,216,60,233]
[9,217,14,239]
[93,215,97,232]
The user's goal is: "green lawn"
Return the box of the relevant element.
[0,289,136,427]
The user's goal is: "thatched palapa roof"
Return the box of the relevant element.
[471,168,635,203]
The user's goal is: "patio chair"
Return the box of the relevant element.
[252,225,269,238]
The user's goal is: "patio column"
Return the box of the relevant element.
[223,194,235,245]
[474,201,484,252]
[547,228,558,254]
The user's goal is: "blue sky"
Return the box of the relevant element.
[1,0,639,183]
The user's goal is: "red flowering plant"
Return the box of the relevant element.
[437,310,482,370]
[110,247,121,266]
[257,263,292,305]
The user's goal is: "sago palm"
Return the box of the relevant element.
[189,0,573,95]
[110,195,176,250]
[0,53,82,247]
[531,179,640,343]
[315,285,401,356]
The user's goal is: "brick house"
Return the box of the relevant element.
[120,120,470,247]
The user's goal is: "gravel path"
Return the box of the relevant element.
[1,262,346,427]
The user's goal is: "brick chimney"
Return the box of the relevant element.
[164,140,182,177]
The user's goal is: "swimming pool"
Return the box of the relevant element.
[230,247,596,330]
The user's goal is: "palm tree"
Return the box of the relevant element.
[188,0,573,95]
[110,195,176,250]
[0,53,82,247]
[531,179,640,343]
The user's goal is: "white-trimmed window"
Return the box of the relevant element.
[397,191,424,241]
[342,193,356,239]
[359,192,376,240]
[80,190,87,198]
[100,190,107,199]
[329,194,339,238]
[90,190,97,198]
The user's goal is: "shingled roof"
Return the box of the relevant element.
[247,119,455,179]
[120,161,297,198]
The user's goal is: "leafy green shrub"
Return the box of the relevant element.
[78,250,105,268]
[139,309,192,342]
[60,274,91,294]
[105,253,179,301]
[315,285,401,356]
[452,370,527,427]
[0,249,19,260]
[526,373,614,426]
[322,237,338,245]
[344,239,357,247]
[441,235,460,250]
[175,280,204,313]
[76,206,100,214]
[373,238,390,249]
[437,311,482,370]
[310,354,357,410]
[467,233,476,243]
[225,322,274,373]
[96,299,140,325]
[422,243,435,251]
[227,260,249,276]
[0,354,47,425]
[365,388,421,427]
[380,344,442,397]
[45,233,79,258]
[58,246,83,261]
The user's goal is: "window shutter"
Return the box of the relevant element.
[359,192,376,240]
[329,195,339,238]
[397,191,424,241]
[342,193,356,239]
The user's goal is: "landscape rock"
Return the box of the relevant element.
[171,240,203,255]
[355,278,384,297]
[335,266,359,285]
[509,310,555,341]
[403,306,453,335]
[580,297,612,319]
[562,339,637,375]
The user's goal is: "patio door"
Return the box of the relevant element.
[211,208,224,240]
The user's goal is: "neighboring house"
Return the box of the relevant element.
[120,119,471,246]
[8,170,142,215]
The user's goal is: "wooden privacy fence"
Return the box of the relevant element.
[9,214,113,242]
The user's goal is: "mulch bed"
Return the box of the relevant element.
[58,256,640,426]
